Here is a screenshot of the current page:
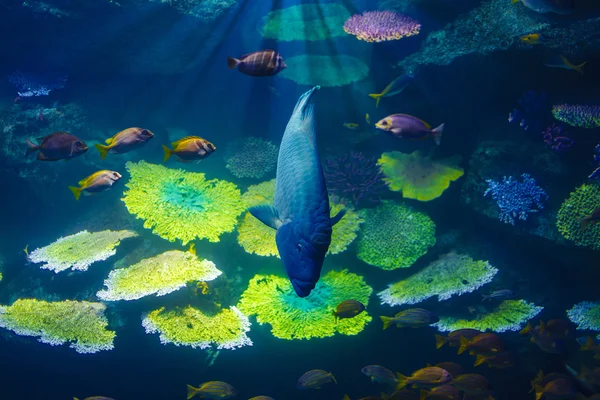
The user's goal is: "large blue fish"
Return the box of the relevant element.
[249,86,345,297]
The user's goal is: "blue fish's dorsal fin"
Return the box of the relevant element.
[249,205,283,230]
[330,209,346,226]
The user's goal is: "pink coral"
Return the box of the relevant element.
[343,10,420,43]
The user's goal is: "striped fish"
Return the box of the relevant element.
[297,369,337,390]
[187,381,237,399]
[227,50,286,77]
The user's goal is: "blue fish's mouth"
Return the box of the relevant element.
[291,278,316,298]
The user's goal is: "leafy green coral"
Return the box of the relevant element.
[433,299,543,333]
[28,230,137,273]
[96,249,221,301]
[237,270,372,340]
[259,4,351,42]
[237,180,363,256]
[0,299,115,353]
[279,55,369,87]
[122,161,245,245]
[142,306,252,350]
[378,253,498,306]
[557,183,600,249]
[357,200,436,270]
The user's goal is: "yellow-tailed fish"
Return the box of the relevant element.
[95,127,154,160]
[366,113,371,124]
[68,170,122,200]
[521,33,541,44]
[162,136,216,163]
[544,55,586,74]
[369,73,413,108]
[187,381,237,400]
[297,369,337,389]
[344,123,360,130]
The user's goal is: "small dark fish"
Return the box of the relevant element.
[69,170,122,200]
[375,114,444,145]
[334,300,366,320]
[535,378,575,400]
[450,374,493,395]
[580,207,600,231]
[26,132,88,161]
[432,362,464,379]
[458,333,504,356]
[381,308,439,330]
[362,365,398,385]
[531,371,570,394]
[297,369,337,390]
[541,319,572,339]
[227,50,286,77]
[575,365,600,390]
[95,127,154,160]
[474,351,514,369]
[482,289,513,302]
[397,367,452,390]
[580,337,600,360]
[163,136,216,163]
[74,397,115,400]
[435,329,481,349]
[187,381,237,399]
[520,322,563,354]
[420,384,460,400]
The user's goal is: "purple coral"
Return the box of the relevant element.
[542,124,573,152]
[8,71,67,98]
[343,10,420,43]
[508,90,548,133]
[324,152,387,208]
[552,104,600,129]
[484,173,548,225]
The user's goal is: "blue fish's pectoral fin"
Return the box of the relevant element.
[330,209,346,226]
[248,205,283,230]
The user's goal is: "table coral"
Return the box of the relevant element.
[122,161,244,244]
[279,55,369,87]
[378,253,498,306]
[0,299,115,354]
[142,306,252,350]
[433,299,543,333]
[28,230,137,273]
[567,302,600,331]
[556,183,600,250]
[259,3,350,42]
[237,270,372,340]
[357,200,435,270]
[343,10,420,42]
[552,104,600,129]
[97,249,221,301]
[224,137,278,180]
[378,151,464,202]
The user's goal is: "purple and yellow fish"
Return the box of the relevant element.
[26,132,88,161]
[227,50,286,77]
[68,170,122,200]
[535,378,575,400]
[420,384,460,400]
[429,362,464,379]
[362,365,398,386]
[73,397,115,400]
[396,367,452,390]
[187,381,237,400]
[381,308,439,330]
[435,329,481,349]
[474,351,514,369]
[458,333,504,356]
[375,114,444,145]
[163,136,216,163]
[95,127,154,160]
[297,369,337,390]
[450,374,493,396]
[520,322,563,354]
[333,300,366,320]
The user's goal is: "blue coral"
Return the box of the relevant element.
[8,71,67,98]
[484,174,548,225]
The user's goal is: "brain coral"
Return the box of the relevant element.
[378,151,464,202]
[142,306,252,350]
[237,180,363,256]
[0,299,115,354]
[378,253,498,306]
[237,270,372,340]
[433,299,543,333]
[556,183,600,250]
[357,200,436,270]
[567,301,600,331]
[122,161,245,244]
[97,248,221,301]
[259,3,351,42]
[28,230,137,273]
[279,55,369,87]
[224,137,278,179]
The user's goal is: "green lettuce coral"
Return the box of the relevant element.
[280,55,369,87]
[259,3,351,42]
[96,248,221,301]
[557,183,600,250]
[28,230,137,273]
[378,253,498,306]
[0,299,115,353]
[433,299,543,333]
[122,161,245,245]
[237,180,363,256]
[237,270,372,340]
[357,200,436,270]
[142,306,252,350]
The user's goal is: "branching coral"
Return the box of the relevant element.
[567,302,600,331]
[0,299,115,354]
[237,180,363,257]
[122,161,244,244]
[28,230,137,273]
[237,270,372,340]
[357,200,435,270]
[279,55,369,87]
[378,151,464,202]
[142,306,252,350]
[259,4,350,42]
[97,249,221,301]
[378,253,498,306]
[484,174,548,225]
[552,104,600,129]
[556,183,600,250]
[343,10,420,42]
[224,137,278,179]
[433,300,543,333]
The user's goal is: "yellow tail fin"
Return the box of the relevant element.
[95,143,110,160]
[458,336,471,355]
[434,334,446,349]
[330,372,337,384]
[68,186,82,201]
[581,336,595,351]
[535,385,544,400]
[187,384,199,400]
[162,144,172,162]
[396,373,409,390]
[573,61,587,74]
[420,389,429,400]
[74,398,79,400]
[381,316,393,330]
[519,322,532,336]
[474,354,487,367]
[369,93,382,108]
[343,395,350,400]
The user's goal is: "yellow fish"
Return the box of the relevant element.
[544,55,586,74]
[365,113,371,124]
[521,33,541,44]
[369,73,413,108]
[68,170,122,200]
[162,136,216,163]
[343,123,359,130]
[95,127,154,160]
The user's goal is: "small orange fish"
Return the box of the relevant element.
[163,136,216,163]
